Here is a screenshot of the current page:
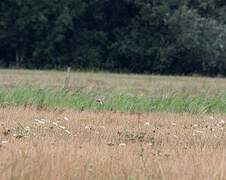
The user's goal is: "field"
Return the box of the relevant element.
[1,70,226,113]
[1,69,226,179]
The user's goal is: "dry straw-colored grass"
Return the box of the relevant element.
[0,69,225,94]
[0,107,226,179]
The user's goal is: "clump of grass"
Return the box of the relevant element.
[0,86,226,113]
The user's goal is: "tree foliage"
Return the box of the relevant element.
[1,0,226,75]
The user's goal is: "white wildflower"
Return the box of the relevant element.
[52,122,58,126]
[25,126,30,131]
[173,135,178,139]
[1,140,8,144]
[34,119,45,124]
[65,130,71,134]
[41,118,50,123]
[64,117,69,121]
[219,120,225,124]
[217,120,226,127]
[194,130,204,134]
[145,122,150,126]
[119,143,126,147]
[59,125,66,130]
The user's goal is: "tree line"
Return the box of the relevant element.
[1,0,226,76]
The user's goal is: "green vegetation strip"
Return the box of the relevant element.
[0,87,226,113]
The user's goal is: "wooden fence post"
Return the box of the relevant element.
[63,66,71,89]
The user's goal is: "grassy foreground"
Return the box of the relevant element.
[0,107,226,180]
[0,86,225,113]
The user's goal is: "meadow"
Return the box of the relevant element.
[1,69,226,179]
[0,69,226,113]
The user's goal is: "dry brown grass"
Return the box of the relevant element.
[0,107,226,179]
[0,69,225,94]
